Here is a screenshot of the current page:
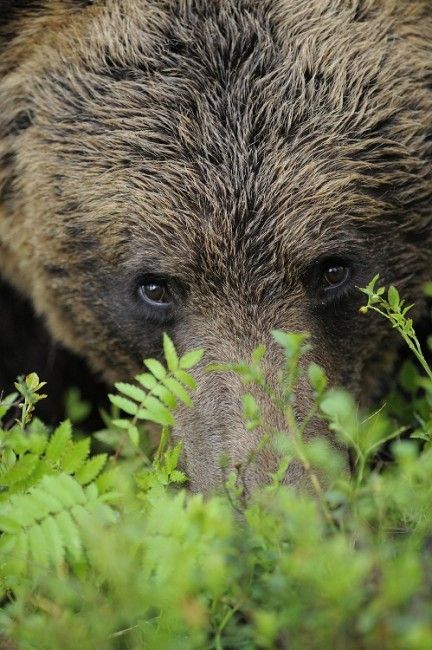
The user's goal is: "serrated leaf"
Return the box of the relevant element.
[56,510,82,563]
[127,425,140,447]
[162,377,192,406]
[0,515,21,534]
[143,359,167,380]
[62,438,91,474]
[42,474,86,508]
[179,348,204,369]
[40,516,65,568]
[1,454,39,486]
[152,384,177,409]
[45,421,72,464]
[173,369,197,390]
[115,382,147,403]
[163,333,179,372]
[0,494,36,527]
[30,488,63,517]
[135,373,158,391]
[75,454,107,485]
[1,530,28,578]
[108,394,138,416]
[0,393,18,420]
[29,523,50,569]
[96,469,119,495]
[136,408,174,427]
[169,470,187,484]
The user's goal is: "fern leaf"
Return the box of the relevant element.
[114,382,147,403]
[179,348,204,369]
[96,468,119,495]
[42,474,86,508]
[143,359,167,380]
[75,454,107,485]
[62,438,91,473]
[0,392,18,420]
[45,421,72,464]
[137,404,174,427]
[163,333,179,372]
[40,515,65,568]
[0,530,28,579]
[151,384,177,409]
[135,373,158,391]
[108,395,139,416]
[29,523,50,569]
[162,377,192,406]
[173,369,197,390]
[30,486,63,517]
[55,510,83,563]
[1,454,39,486]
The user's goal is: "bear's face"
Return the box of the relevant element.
[1,0,431,491]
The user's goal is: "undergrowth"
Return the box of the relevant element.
[0,277,431,649]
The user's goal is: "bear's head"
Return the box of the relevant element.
[1,0,431,492]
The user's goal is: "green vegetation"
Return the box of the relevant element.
[0,278,431,649]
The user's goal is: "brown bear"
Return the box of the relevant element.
[0,0,431,493]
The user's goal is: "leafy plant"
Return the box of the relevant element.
[0,284,431,649]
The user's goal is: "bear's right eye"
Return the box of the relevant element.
[138,278,173,307]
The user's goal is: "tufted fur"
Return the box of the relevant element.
[0,0,431,492]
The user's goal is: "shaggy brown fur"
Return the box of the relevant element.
[0,0,431,492]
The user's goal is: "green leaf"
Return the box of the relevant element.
[163,333,179,372]
[0,392,18,420]
[162,377,192,406]
[308,363,328,393]
[387,286,400,309]
[40,515,65,568]
[179,348,205,369]
[143,359,167,380]
[137,407,174,427]
[29,523,50,569]
[1,454,39,487]
[108,394,139,416]
[62,438,91,474]
[64,388,92,425]
[272,330,308,358]
[55,510,82,563]
[45,421,72,464]
[399,361,419,393]
[114,382,147,403]
[423,282,432,298]
[152,384,178,409]
[42,474,86,508]
[242,394,260,420]
[75,454,108,485]
[135,373,158,391]
[126,425,140,447]
[174,369,197,390]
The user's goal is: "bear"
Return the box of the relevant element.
[0,0,431,493]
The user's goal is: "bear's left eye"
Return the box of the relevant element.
[138,278,173,306]
[322,264,350,290]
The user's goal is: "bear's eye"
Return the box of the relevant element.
[138,278,172,306]
[322,264,350,290]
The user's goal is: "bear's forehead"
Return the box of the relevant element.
[33,1,391,273]
[19,0,429,287]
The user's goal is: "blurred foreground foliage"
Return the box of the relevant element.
[0,278,432,649]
